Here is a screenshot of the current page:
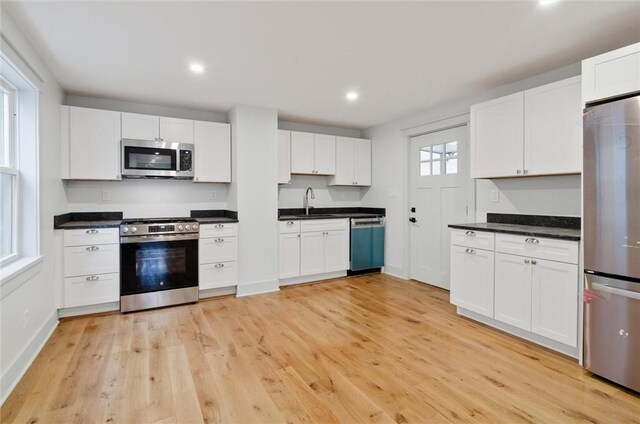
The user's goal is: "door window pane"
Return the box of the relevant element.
[420,162,431,176]
[446,141,458,156]
[432,160,441,175]
[420,147,431,161]
[446,158,458,174]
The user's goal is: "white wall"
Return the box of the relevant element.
[362,63,582,279]
[278,120,365,209]
[0,8,66,404]
[230,105,279,296]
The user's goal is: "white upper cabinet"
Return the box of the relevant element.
[290,131,336,175]
[278,130,292,184]
[470,92,524,178]
[329,137,371,186]
[582,42,640,104]
[159,117,194,143]
[121,112,160,140]
[193,121,231,183]
[470,76,582,178]
[524,76,582,175]
[62,106,121,180]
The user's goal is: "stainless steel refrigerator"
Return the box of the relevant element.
[583,94,640,393]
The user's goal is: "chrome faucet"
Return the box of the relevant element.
[304,187,315,215]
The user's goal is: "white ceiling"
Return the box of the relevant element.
[5,1,640,129]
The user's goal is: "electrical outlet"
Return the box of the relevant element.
[490,190,500,203]
[210,190,216,200]
[102,190,112,201]
[23,310,29,330]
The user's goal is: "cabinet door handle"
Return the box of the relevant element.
[524,259,530,264]
[531,259,537,265]
[85,229,99,234]
[465,230,476,236]
[85,275,100,281]
[465,248,476,254]
[86,246,99,251]
[525,237,539,244]
[214,263,225,268]
[516,169,522,174]
[523,169,529,175]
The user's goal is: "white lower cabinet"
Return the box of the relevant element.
[450,245,495,317]
[450,229,579,353]
[199,223,238,293]
[300,232,325,276]
[279,232,301,279]
[324,230,349,272]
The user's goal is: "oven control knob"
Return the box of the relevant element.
[122,227,129,233]
[193,224,199,231]
[185,225,192,231]
[131,227,138,233]
[178,225,184,231]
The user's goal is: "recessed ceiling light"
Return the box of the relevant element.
[539,0,559,6]
[190,63,205,74]
[346,91,359,101]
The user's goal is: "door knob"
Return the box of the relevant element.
[409,217,417,223]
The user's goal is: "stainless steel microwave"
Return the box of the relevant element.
[121,139,194,179]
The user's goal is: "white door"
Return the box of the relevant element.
[324,230,349,272]
[69,107,121,180]
[449,245,494,317]
[494,253,532,331]
[121,112,159,140]
[300,232,325,276]
[194,121,231,183]
[314,134,336,175]
[290,131,315,174]
[159,117,194,143]
[353,139,372,186]
[409,125,470,289]
[277,130,291,184]
[531,259,578,346]
[279,233,300,279]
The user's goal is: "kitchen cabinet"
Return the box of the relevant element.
[450,244,495,318]
[470,76,582,178]
[61,106,121,180]
[328,137,372,186]
[279,232,300,279]
[121,112,160,140]
[323,230,349,272]
[199,223,238,292]
[290,131,336,175]
[300,232,326,276]
[278,130,291,184]
[494,253,532,331]
[159,117,194,143]
[194,120,231,183]
[582,42,640,104]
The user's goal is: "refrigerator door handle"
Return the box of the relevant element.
[592,282,640,301]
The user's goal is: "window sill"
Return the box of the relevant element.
[0,255,44,287]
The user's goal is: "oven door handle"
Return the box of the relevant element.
[120,233,199,243]
[591,282,640,301]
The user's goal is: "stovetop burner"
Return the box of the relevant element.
[121,217,197,225]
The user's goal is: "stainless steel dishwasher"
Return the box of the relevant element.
[349,217,385,272]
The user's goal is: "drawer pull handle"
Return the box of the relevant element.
[525,237,539,244]
[465,248,476,254]
[465,230,476,236]
[215,224,224,228]
[85,275,100,281]
[86,246,99,251]
[85,229,99,234]
[214,263,225,268]
[214,238,225,243]
[287,221,294,225]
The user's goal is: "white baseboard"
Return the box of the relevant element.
[58,301,120,318]
[199,286,236,299]
[458,307,579,359]
[236,279,279,297]
[279,271,346,287]
[382,264,406,279]
[1,310,58,405]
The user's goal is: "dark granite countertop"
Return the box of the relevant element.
[191,209,238,223]
[448,213,581,241]
[278,207,385,221]
[54,212,123,229]
[195,217,239,224]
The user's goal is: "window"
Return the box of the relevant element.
[419,141,458,176]
[0,78,17,264]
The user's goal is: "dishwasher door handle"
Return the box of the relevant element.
[592,282,640,301]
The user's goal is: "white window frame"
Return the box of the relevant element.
[0,76,19,266]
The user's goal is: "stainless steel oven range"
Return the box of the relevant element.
[120,218,199,313]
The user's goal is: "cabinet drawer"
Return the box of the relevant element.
[199,261,238,290]
[63,228,119,247]
[199,223,238,238]
[300,219,349,233]
[279,220,301,234]
[64,272,119,308]
[64,244,119,277]
[451,229,495,250]
[495,234,578,264]
[199,237,238,263]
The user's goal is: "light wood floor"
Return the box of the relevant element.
[2,274,639,423]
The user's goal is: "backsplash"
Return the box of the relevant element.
[278,175,365,209]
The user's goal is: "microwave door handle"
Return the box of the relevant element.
[591,282,640,301]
